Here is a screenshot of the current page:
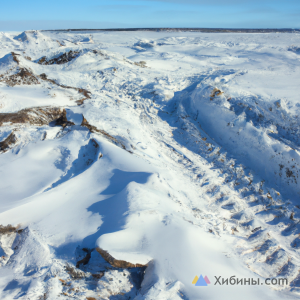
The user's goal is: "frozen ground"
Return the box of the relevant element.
[0,29,300,300]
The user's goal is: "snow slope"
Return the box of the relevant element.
[0,29,300,299]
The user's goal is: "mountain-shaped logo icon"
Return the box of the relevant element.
[192,275,211,286]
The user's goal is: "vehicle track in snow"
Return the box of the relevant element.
[114,69,300,293]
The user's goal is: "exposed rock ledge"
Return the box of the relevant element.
[96,247,148,269]
[0,107,71,127]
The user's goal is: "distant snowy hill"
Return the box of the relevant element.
[0,29,300,300]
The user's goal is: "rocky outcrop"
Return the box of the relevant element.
[0,67,40,86]
[0,132,17,152]
[96,247,147,269]
[0,107,74,153]
[81,116,126,150]
[54,109,75,128]
[0,107,69,127]
[37,73,91,106]
[11,52,20,64]
[0,224,22,235]
[210,88,223,100]
[76,248,93,268]
[38,50,80,65]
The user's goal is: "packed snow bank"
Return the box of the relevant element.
[0,85,79,112]
[0,52,19,75]
[190,81,300,199]
[13,31,58,52]
[0,135,154,245]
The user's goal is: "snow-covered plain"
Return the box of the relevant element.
[0,29,300,299]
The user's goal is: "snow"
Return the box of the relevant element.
[0,29,300,299]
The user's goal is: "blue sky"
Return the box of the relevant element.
[0,0,299,31]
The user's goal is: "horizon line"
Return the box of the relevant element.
[36,27,300,33]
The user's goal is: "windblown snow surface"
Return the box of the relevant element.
[0,29,300,300]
